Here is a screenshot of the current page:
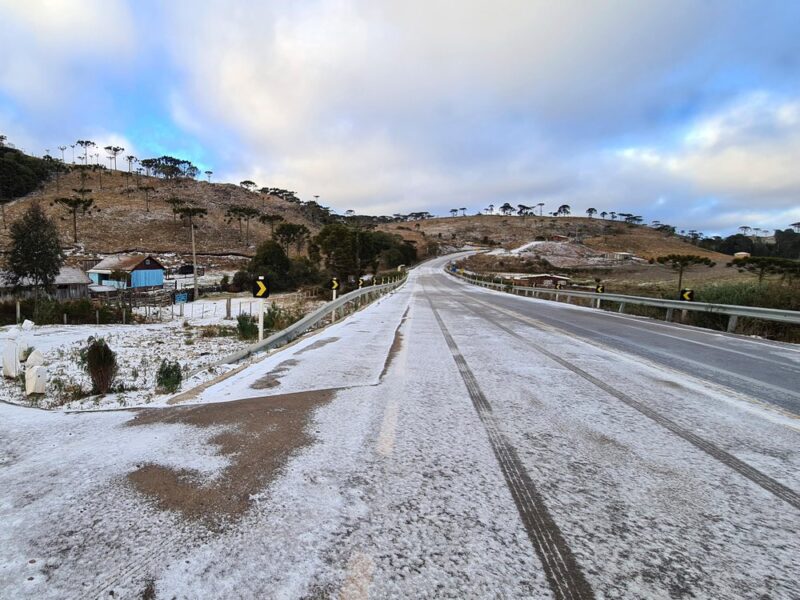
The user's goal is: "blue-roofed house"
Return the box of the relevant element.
[87,255,165,290]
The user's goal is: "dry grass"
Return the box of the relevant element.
[0,169,319,257]
[381,215,728,261]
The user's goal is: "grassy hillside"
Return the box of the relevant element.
[0,168,318,257]
[381,215,729,261]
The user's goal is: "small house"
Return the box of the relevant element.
[0,266,92,301]
[88,255,165,290]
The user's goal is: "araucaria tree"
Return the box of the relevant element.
[651,254,715,295]
[53,167,96,242]
[6,203,64,306]
[139,185,155,212]
[165,196,185,224]
[274,222,310,255]
[728,256,800,284]
[104,145,124,170]
[225,205,261,245]
[76,140,95,164]
[53,196,95,243]
[177,205,208,229]
[259,213,285,236]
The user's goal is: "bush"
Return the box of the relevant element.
[220,274,230,291]
[79,337,117,394]
[156,360,182,393]
[0,298,124,326]
[237,314,258,340]
[263,302,303,331]
[230,270,251,293]
[199,325,236,338]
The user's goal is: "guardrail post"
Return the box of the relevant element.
[727,315,738,333]
[665,308,674,322]
[618,302,625,313]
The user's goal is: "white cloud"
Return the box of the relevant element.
[0,0,136,108]
[620,94,800,208]
[3,0,800,236]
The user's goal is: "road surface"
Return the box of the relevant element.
[1,255,798,599]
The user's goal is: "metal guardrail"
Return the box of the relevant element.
[216,277,408,365]
[448,268,800,332]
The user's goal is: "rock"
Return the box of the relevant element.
[2,340,20,378]
[26,349,45,368]
[21,319,35,331]
[25,365,47,395]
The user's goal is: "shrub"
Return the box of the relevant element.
[79,337,117,394]
[237,314,258,340]
[156,360,182,393]
[263,302,303,331]
[199,325,236,338]
[220,274,230,291]
[230,270,251,293]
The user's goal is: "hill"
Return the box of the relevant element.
[0,167,319,260]
[380,215,729,260]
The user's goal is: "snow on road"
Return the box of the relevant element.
[0,257,798,599]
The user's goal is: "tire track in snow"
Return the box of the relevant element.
[426,294,595,600]
[449,287,800,512]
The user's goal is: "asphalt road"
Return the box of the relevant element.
[1,254,798,599]
[440,267,800,415]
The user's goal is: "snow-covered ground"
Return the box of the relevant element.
[0,292,324,410]
[0,256,798,598]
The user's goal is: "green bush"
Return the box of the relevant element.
[156,360,182,393]
[263,302,303,331]
[230,270,251,293]
[690,281,800,341]
[237,314,258,340]
[79,337,117,394]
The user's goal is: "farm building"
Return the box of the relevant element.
[0,267,92,301]
[510,274,571,288]
[491,272,571,287]
[87,255,165,290]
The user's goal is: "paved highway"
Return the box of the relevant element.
[1,255,798,599]
[448,272,800,415]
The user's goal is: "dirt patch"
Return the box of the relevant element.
[127,389,333,528]
[294,337,340,355]
[250,358,300,390]
[380,306,409,380]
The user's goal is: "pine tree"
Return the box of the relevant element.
[6,203,64,306]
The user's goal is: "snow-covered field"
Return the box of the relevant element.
[0,293,323,411]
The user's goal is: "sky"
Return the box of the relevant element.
[1,0,799,236]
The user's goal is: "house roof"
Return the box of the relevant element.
[88,254,163,273]
[55,267,92,285]
[497,272,571,280]
[0,266,92,288]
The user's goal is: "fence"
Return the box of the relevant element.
[448,268,800,332]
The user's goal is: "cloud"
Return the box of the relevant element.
[0,0,136,109]
[618,94,800,212]
[2,0,800,235]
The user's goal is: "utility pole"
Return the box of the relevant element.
[191,222,199,301]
